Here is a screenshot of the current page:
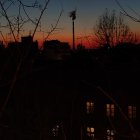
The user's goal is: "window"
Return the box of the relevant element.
[107,129,115,140]
[128,106,136,119]
[106,104,114,117]
[86,101,94,114]
[87,127,95,138]
[52,125,60,136]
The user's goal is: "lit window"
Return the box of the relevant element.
[106,104,114,117]
[107,129,115,140]
[87,127,95,138]
[128,106,136,119]
[86,101,94,114]
[52,125,60,136]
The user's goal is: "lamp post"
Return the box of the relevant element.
[69,10,76,50]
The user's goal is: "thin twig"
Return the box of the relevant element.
[0,1,17,42]
[115,0,140,22]
[44,9,63,40]
[32,0,50,39]
[0,0,51,117]
[81,79,140,139]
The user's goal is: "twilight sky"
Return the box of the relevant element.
[0,0,140,47]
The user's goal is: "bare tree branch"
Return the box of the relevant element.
[82,79,140,139]
[0,0,51,116]
[19,0,37,25]
[0,0,17,42]
[115,0,140,22]
[94,9,137,47]
[44,9,63,40]
[32,0,50,39]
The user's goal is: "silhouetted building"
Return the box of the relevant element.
[43,40,70,60]
[21,35,38,53]
[21,35,33,44]
[4,36,39,82]
[0,46,140,140]
[7,35,38,54]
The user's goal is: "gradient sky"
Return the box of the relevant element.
[1,0,140,47]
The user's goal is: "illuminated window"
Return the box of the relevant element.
[106,104,114,117]
[128,106,136,119]
[52,125,60,137]
[86,101,94,114]
[107,129,115,140]
[87,127,95,138]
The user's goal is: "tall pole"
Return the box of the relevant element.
[69,10,76,50]
[72,19,75,50]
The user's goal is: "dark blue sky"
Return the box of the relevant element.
[42,0,140,45]
[1,0,140,46]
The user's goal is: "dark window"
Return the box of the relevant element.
[128,106,136,119]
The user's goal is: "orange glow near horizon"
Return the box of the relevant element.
[2,29,140,49]
[34,32,95,49]
[0,0,140,50]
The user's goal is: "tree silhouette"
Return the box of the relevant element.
[94,9,137,48]
[0,0,38,42]
[0,0,63,116]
